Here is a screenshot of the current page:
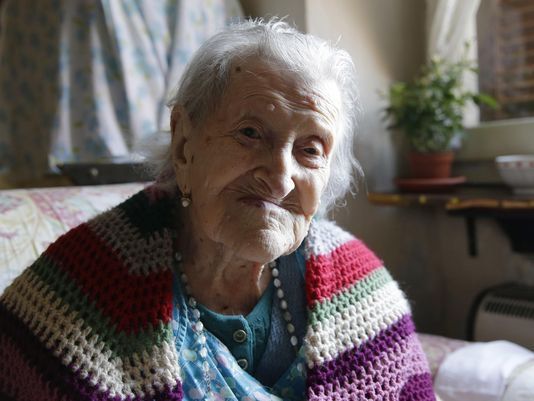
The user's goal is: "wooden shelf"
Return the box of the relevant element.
[368,185,534,255]
[368,185,534,209]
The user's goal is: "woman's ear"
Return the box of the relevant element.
[170,105,193,193]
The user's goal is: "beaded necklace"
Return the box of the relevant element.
[173,251,299,399]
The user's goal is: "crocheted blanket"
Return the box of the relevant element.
[0,187,435,401]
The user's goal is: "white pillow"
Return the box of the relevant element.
[434,340,534,401]
[503,359,534,401]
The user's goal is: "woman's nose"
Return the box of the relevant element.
[254,147,296,199]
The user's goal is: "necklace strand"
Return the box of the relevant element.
[173,251,298,398]
[174,251,213,399]
[269,260,299,351]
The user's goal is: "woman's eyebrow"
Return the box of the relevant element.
[309,130,334,151]
[238,110,335,144]
[237,111,272,129]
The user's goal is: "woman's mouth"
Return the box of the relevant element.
[238,196,283,211]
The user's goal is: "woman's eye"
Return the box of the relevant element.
[304,147,320,156]
[239,127,261,139]
[302,141,325,157]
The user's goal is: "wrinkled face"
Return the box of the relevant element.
[173,60,342,263]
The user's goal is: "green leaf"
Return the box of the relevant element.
[382,48,497,152]
[474,93,499,109]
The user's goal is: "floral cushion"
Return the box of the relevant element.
[0,183,145,292]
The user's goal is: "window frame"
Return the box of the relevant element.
[457,117,534,161]
[459,1,534,165]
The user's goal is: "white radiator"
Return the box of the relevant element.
[470,284,534,350]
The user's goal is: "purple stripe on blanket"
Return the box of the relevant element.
[69,375,183,401]
[399,373,435,401]
[0,304,183,401]
[307,314,435,401]
[69,374,183,401]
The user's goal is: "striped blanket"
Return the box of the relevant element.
[0,186,435,400]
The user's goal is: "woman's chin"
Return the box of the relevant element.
[230,228,303,264]
[205,208,311,263]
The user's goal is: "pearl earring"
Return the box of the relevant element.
[181,194,191,207]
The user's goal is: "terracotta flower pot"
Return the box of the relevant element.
[408,151,454,179]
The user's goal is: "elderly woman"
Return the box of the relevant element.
[0,20,435,401]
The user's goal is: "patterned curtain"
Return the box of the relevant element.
[0,0,242,182]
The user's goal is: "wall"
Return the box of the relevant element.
[240,0,307,31]
[240,0,534,339]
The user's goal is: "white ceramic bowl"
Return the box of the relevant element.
[496,155,534,194]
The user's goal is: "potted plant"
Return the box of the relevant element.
[384,54,497,179]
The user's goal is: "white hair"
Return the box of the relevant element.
[148,18,362,215]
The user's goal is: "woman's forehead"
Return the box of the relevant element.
[222,60,342,126]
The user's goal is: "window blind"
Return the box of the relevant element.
[478,0,534,121]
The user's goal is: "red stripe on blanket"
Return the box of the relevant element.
[46,224,173,334]
[305,239,383,305]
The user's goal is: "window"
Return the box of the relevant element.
[477,0,534,122]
